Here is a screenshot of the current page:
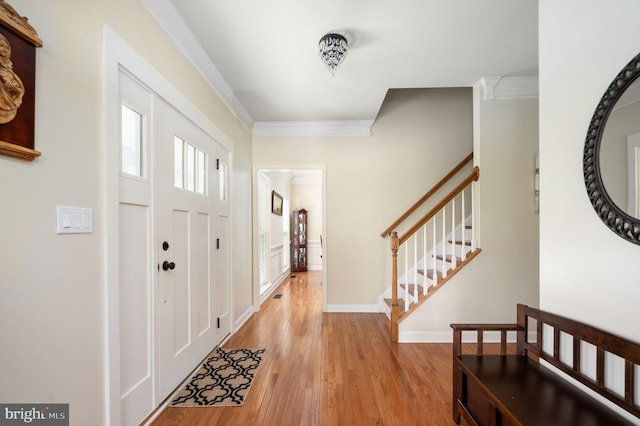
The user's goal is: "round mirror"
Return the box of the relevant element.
[599,78,640,218]
[584,51,640,244]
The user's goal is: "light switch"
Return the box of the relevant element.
[57,206,93,234]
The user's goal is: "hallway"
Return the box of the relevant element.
[151,271,457,425]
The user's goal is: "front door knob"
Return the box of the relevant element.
[162,261,175,271]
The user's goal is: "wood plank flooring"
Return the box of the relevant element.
[151,271,459,425]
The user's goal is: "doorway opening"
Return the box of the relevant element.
[255,167,326,308]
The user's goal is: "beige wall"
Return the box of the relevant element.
[0,1,252,424]
[254,88,473,307]
[254,86,539,335]
[540,0,640,341]
[400,93,540,338]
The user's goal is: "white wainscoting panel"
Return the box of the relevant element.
[307,239,322,271]
[270,244,289,284]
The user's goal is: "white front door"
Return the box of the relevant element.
[117,71,155,426]
[156,98,222,399]
[114,69,232,426]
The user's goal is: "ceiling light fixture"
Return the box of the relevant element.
[318,32,348,76]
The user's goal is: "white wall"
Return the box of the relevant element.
[262,171,292,284]
[254,88,473,307]
[0,1,252,424]
[263,171,292,249]
[540,0,640,341]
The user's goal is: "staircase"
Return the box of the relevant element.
[380,153,481,342]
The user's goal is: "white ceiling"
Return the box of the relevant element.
[146,0,538,128]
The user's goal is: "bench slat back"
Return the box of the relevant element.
[518,303,640,419]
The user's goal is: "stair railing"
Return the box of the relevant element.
[382,154,479,341]
[380,153,473,238]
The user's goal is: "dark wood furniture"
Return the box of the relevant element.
[0,1,43,161]
[291,208,307,272]
[451,304,640,426]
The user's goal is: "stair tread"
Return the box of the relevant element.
[384,298,406,310]
[417,269,443,280]
[449,239,472,246]
[399,283,424,292]
[388,278,442,309]
[435,254,460,262]
[388,249,483,329]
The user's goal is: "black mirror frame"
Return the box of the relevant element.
[584,51,640,245]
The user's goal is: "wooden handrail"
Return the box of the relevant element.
[399,166,479,244]
[380,153,473,237]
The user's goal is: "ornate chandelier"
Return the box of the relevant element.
[318,33,348,76]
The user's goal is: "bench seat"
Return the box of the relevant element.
[459,355,635,426]
[452,305,640,426]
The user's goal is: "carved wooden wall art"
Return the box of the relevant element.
[0,0,41,161]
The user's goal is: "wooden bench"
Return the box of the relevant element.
[451,304,640,426]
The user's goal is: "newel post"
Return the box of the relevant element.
[390,232,400,342]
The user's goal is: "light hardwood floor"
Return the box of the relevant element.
[151,271,459,425]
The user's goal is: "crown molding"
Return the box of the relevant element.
[480,76,538,101]
[291,171,322,185]
[292,176,321,185]
[140,0,254,129]
[253,120,374,137]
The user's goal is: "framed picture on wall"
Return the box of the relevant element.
[271,191,283,215]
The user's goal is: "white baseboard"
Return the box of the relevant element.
[259,269,290,305]
[325,304,379,313]
[233,306,255,334]
[398,331,454,343]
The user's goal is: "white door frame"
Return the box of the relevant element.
[103,27,234,425]
[251,165,327,313]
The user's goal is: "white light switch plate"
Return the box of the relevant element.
[56,206,93,234]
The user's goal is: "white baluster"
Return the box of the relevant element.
[442,209,447,278]
[451,198,457,268]
[413,235,418,303]
[403,242,409,311]
[471,182,476,252]
[423,224,427,295]
[432,217,437,286]
[461,188,466,261]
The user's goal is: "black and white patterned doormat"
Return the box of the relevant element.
[170,347,266,407]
